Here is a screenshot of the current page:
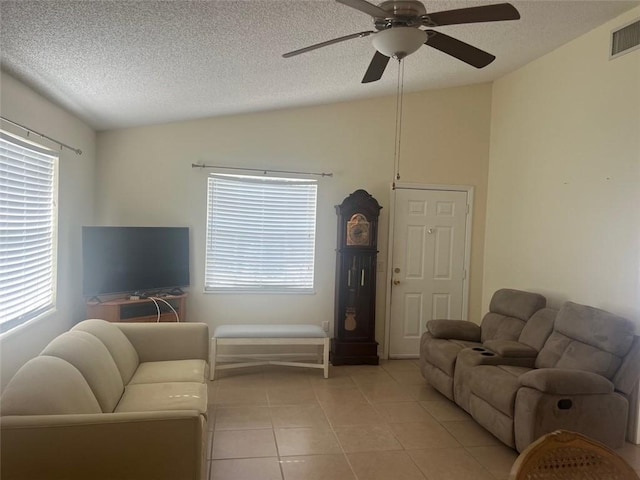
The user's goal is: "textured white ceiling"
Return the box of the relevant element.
[1,0,638,130]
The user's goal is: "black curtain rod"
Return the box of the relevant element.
[1,116,82,155]
[191,163,333,178]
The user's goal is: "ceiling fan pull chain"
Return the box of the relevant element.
[396,59,405,181]
[393,57,401,182]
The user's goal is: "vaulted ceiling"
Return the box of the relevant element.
[1,0,638,130]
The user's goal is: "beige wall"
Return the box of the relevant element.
[96,82,492,349]
[484,6,640,321]
[0,72,97,389]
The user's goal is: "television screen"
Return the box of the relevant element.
[82,226,190,297]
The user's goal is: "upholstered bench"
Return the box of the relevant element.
[210,324,329,380]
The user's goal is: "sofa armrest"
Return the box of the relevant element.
[427,320,481,342]
[519,368,614,395]
[116,322,209,362]
[483,340,538,358]
[1,411,205,480]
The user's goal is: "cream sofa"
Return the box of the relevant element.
[0,319,210,480]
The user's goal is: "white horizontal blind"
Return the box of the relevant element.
[206,174,317,292]
[0,132,57,333]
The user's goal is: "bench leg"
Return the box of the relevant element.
[323,337,330,379]
[210,338,217,381]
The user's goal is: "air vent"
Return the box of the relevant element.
[610,18,640,59]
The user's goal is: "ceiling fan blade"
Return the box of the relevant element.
[425,30,495,68]
[362,51,390,83]
[337,0,390,18]
[423,3,520,27]
[283,31,374,58]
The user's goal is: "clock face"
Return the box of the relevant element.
[346,213,370,246]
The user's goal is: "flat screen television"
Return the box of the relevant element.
[82,226,190,297]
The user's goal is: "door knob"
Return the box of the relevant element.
[393,279,401,285]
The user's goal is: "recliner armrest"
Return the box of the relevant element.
[483,340,537,358]
[519,368,614,395]
[427,320,481,342]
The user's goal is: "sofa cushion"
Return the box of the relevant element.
[115,382,207,415]
[129,360,208,385]
[422,338,479,377]
[73,319,140,384]
[40,331,124,412]
[0,356,101,415]
[468,365,531,417]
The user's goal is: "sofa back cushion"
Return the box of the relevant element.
[73,319,139,384]
[518,308,557,351]
[535,302,635,380]
[41,331,124,412]
[0,356,101,415]
[481,289,547,343]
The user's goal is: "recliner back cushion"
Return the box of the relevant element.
[518,308,557,351]
[535,302,635,380]
[0,356,101,415]
[480,289,547,343]
[41,331,124,412]
[480,313,526,343]
[73,319,139,384]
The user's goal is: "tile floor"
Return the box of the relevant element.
[206,360,640,480]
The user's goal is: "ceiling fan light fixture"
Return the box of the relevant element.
[372,27,427,59]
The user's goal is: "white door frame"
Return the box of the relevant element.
[382,182,474,360]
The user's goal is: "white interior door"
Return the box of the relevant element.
[389,187,470,358]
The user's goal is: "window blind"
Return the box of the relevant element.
[205,174,317,292]
[0,132,57,332]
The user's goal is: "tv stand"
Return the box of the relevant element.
[86,294,187,323]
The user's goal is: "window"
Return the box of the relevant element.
[0,132,58,333]
[205,174,317,293]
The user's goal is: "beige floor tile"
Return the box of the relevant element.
[358,382,414,402]
[347,450,426,480]
[212,429,278,459]
[212,368,269,387]
[401,383,445,401]
[350,370,396,386]
[334,424,403,453]
[275,427,342,456]
[466,445,519,478]
[310,375,357,390]
[263,368,315,387]
[214,406,272,430]
[440,420,501,447]
[267,385,318,405]
[322,402,384,426]
[210,457,283,480]
[419,399,471,421]
[315,387,368,405]
[389,421,461,450]
[212,386,269,406]
[270,405,329,428]
[380,359,421,373]
[389,370,428,385]
[372,401,436,424]
[280,454,356,480]
[207,405,216,430]
[408,447,495,480]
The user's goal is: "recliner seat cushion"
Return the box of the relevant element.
[468,365,531,417]
[422,337,480,377]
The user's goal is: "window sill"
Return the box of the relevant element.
[0,307,57,340]
[203,288,316,295]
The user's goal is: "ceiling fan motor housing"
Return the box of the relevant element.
[372,26,427,58]
[375,0,426,29]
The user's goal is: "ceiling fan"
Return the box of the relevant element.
[282,0,520,83]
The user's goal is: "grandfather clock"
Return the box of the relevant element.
[331,189,382,365]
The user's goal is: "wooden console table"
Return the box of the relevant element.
[86,294,187,323]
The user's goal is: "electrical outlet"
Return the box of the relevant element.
[322,321,329,332]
